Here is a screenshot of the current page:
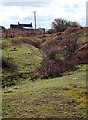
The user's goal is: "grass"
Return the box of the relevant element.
[2,64,87,118]
[1,28,88,119]
[3,45,42,72]
[2,42,43,78]
[2,38,43,87]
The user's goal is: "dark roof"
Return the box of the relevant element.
[19,23,32,27]
[10,23,32,29]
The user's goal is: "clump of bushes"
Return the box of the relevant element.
[36,58,63,79]
[31,56,77,80]
[31,27,87,80]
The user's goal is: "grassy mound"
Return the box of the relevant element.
[2,38,43,87]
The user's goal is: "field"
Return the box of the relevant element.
[1,27,88,119]
[2,64,87,119]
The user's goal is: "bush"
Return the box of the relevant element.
[62,32,80,58]
[33,57,63,79]
[31,56,77,80]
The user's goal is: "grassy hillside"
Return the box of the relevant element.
[2,37,43,87]
[2,64,87,118]
[1,27,88,119]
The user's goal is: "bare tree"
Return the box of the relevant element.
[51,18,81,32]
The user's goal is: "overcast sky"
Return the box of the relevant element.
[0,0,87,29]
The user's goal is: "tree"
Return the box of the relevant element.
[51,18,81,32]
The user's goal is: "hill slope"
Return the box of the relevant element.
[2,64,87,118]
[1,27,88,119]
[2,37,43,87]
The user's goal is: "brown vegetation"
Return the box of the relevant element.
[11,38,41,48]
[1,25,88,80]
[31,27,88,79]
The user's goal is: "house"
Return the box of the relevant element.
[10,22,33,29]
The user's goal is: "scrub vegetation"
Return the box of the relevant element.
[1,19,88,119]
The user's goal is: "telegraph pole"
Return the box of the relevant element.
[33,11,37,29]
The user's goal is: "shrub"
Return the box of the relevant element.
[31,27,86,80]
[31,56,77,80]
[33,57,63,79]
[62,32,80,58]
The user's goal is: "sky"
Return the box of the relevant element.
[0,0,87,29]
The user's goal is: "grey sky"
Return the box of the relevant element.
[0,0,52,7]
[0,0,87,29]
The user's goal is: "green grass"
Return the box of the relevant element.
[3,45,42,73]
[2,36,43,73]
[2,39,43,87]
[1,29,88,118]
[2,64,87,118]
